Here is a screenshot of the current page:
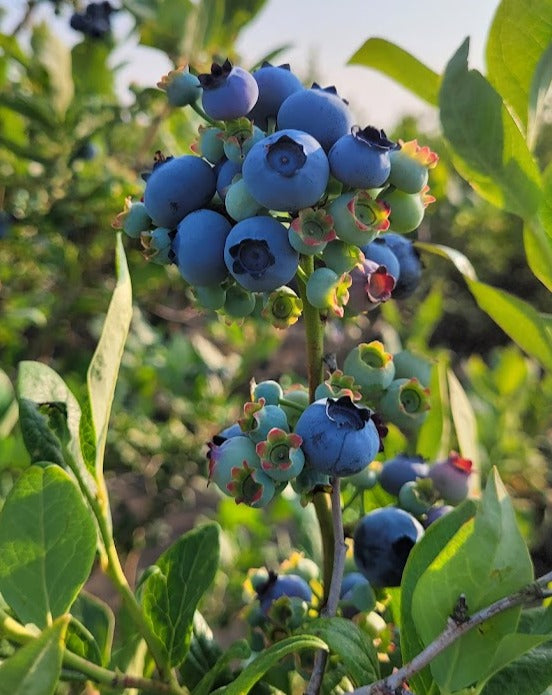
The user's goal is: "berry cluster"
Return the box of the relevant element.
[70,2,115,39]
[115,59,437,323]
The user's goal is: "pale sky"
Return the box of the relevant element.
[3,0,501,128]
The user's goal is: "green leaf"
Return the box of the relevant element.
[85,233,132,477]
[465,278,552,371]
[447,368,480,492]
[141,523,220,668]
[72,41,114,97]
[193,639,250,695]
[523,222,552,291]
[411,469,534,691]
[0,616,69,695]
[220,635,328,695]
[401,499,477,695]
[486,0,552,131]
[305,617,379,686]
[17,360,96,486]
[31,22,74,117]
[415,241,477,281]
[68,592,115,666]
[0,93,57,129]
[481,638,552,695]
[440,38,542,218]
[528,42,552,149]
[0,465,97,628]
[416,358,451,461]
[348,38,440,106]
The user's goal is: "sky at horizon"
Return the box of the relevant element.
[3,0,501,128]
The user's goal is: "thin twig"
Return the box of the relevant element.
[350,582,552,695]
[306,477,346,694]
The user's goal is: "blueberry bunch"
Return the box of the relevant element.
[70,2,115,39]
[116,59,438,323]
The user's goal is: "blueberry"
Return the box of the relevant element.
[224,216,299,292]
[346,260,396,315]
[360,238,401,281]
[378,378,431,434]
[248,62,304,130]
[198,59,259,120]
[328,126,396,189]
[252,380,283,405]
[423,505,454,527]
[343,341,396,399]
[388,139,439,194]
[294,396,381,477]
[158,65,201,107]
[257,572,312,614]
[215,159,242,201]
[242,129,329,212]
[144,155,216,228]
[428,452,473,505]
[353,507,424,587]
[378,454,429,497]
[277,83,353,152]
[173,209,232,285]
[339,572,374,616]
[381,233,422,299]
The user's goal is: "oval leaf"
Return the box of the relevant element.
[221,635,328,695]
[447,368,480,494]
[411,469,534,691]
[440,38,542,218]
[348,38,440,106]
[141,523,220,668]
[0,616,69,695]
[0,465,97,628]
[305,616,379,686]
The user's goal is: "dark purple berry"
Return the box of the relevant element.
[378,454,429,497]
[257,572,312,614]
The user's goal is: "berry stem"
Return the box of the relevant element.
[307,478,346,694]
[296,254,324,402]
[189,100,220,126]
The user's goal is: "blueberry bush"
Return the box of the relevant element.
[0,0,552,693]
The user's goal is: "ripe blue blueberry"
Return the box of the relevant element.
[257,572,312,615]
[224,216,299,292]
[378,453,429,497]
[248,62,304,130]
[380,233,422,299]
[172,209,232,286]
[328,126,396,189]
[242,129,329,211]
[423,505,454,527]
[277,83,353,152]
[294,396,382,477]
[198,59,259,120]
[354,507,424,587]
[144,155,216,228]
[215,159,242,201]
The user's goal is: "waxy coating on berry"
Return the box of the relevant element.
[198,59,259,120]
[294,396,382,477]
[328,126,396,189]
[144,154,216,229]
[256,571,312,615]
[378,453,429,497]
[248,62,304,130]
[354,507,424,587]
[224,216,299,292]
[242,129,330,212]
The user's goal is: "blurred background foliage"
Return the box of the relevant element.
[0,0,551,639]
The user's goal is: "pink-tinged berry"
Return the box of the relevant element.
[198,59,259,120]
[388,139,439,194]
[378,378,431,435]
[238,398,289,444]
[261,286,303,329]
[428,451,473,505]
[256,428,305,482]
[329,190,390,246]
[227,461,276,507]
[346,260,396,315]
[288,208,336,255]
[208,435,261,495]
[343,341,396,399]
[306,267,351,318]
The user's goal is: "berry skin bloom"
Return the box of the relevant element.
[294,396,382,477]
[248,62,304,130]
[354,507,424,587]
[224,216,299,292]
[242,129,330,212]
[256,572,312,615]
[380,233,423,299]
[143,155,216,229]
[328,126,397,189]
[198,59,259,120]
[378,453,429,497]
